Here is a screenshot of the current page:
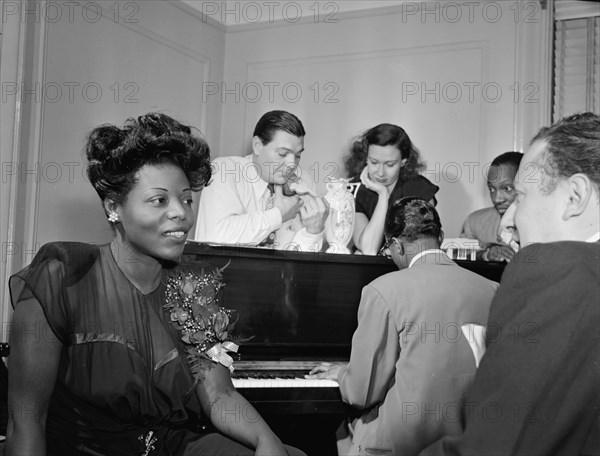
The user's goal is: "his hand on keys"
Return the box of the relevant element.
[273,184,303,222]
[306,362,347,380]
[299,195,330,234]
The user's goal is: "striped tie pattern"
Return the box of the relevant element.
[260,184,276,246]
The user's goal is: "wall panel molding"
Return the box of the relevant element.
[243,38,491,181]
[0,8,27,339]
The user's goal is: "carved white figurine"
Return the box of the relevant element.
[324,178,355,254]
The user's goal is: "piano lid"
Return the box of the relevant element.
[181,243,399,360]
[181,242,505,361]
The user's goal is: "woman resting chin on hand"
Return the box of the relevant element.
[345,124,439,256]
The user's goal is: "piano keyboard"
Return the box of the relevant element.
[442,238,481,261]
[446,248,478,261]
[233,377,338,388]
[232,360,339,389]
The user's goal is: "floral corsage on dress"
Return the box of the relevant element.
[164,263,239,377]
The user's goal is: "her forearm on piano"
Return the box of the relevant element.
[196,363,289,455]
[353,204,388,256]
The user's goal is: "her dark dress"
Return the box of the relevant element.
[354,175,439,220]
[9,242,240,455]
[353,175,439,252]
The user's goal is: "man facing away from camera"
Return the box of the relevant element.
[194,110,329,251]
[308,197,497,456]
[420,111,600,456]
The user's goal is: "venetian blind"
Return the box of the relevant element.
[552,1,600,122]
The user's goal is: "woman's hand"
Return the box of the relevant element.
[353,168,390,255]
[306,362,347,380]
[254,436,288,456]
[197,364,291,455]
[360,167,387,196]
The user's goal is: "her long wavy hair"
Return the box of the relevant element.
[343,123,425,181]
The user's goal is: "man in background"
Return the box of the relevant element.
[460,151,523,262]
[194,110,329,251]
[421,112,600,455]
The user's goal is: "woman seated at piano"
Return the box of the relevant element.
[6,113,304,456]
[344,123,439,255]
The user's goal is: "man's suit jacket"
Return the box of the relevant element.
[420,241,600,455]
[337,251,498,456]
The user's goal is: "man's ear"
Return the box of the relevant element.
[563,173,594,220]
[252,136,263,155]
[392,238,404,256]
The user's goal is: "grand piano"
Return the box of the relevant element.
[181,242,505,454]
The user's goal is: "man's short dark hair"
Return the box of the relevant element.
[253,110,306,145]
[491,151,523,169]
[530,112,600,193]
[384,197,442,243]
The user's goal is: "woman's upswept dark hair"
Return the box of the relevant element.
[384,197,442,243]
[85,112,212,204]
[343,123,425,181]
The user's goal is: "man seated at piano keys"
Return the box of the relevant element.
[194,110,329,251]
[459,151,523,262]
[420,112,600,456]
[308,197,498,456]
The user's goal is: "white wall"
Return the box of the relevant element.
[1,0,26,340]
[0,0,226,338]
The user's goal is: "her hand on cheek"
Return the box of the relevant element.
[360,167,387,196]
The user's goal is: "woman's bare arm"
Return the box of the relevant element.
[6,297,62,456]
[196,363,288,455]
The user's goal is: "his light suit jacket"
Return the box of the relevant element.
[337,251,498,456]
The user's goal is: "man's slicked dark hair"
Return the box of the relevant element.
[253,110,306,145]
[530,112,600,192]
[384,197,442,243]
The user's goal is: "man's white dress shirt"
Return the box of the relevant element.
[194,155,323,251]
